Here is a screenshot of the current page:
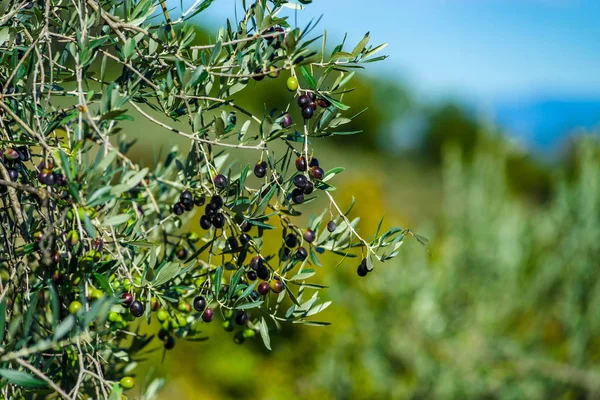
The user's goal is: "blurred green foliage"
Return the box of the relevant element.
[136,132,600,400]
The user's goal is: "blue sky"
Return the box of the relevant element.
[181,0,600,104]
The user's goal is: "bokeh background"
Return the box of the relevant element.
[131,1,600,399]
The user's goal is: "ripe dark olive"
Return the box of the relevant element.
[307,92,316,102]
[130,300,145,317]
[38,160,53,170]
[214,174,228,189]
[250,290,260,301]
[212,213,226,229]
[272,173,284,185]
[250,255,263,270]
[180,190,193,205]
[45,172,55,186]
[227,236,238,250]
[297,94,311,108]
[193,296,206,312]
[309,101,317,110]
[258,281,270,295]
[200,215,212,230]
[295,156,307,172]
[357,261,368,277]
[317,98,331,108]
[310,166,324,180]
[235,311,249,325]
[285,233,298,248]
[252,68,265,81]
[270,279,284,293]
[158,329,169,340]
[301,106,314,120]
[240,233,251,246]
[92,238,104,251]
[7,169,18,181]
[172,203,185,216]
[24,2,33,9]
[281,113,292,128]
[194,194,206,207]
[309,157,319,168]
[234,331,245,344]
[205,203,217,218]
[327,220,337,232]
[303,229,316,243]
[254,161,267,178]
[16,145,30,161]
[56,174,67,187]
[293,174,308,189]
[291,188,305,204]
[210,195,224,209]
[184,201,194,211]
[175,246,187,260]
[303,181,314,195]
[240,220,252,232]
[247,270,257,281]
[257,265,269,280]
[296,246,308,260]
[164,336,176,350]
[15,33,22,45]
[37,170,49,184]
[121,293,134,307]
[223,320,234,332]
[202,307,215,322]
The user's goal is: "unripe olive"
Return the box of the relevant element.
[243,328,256,339]
[268,65,280,78]
[120,377,135,389]
[176,315,187,327]
[151,297,161,311]
[286,76,299,91]
[66,230,79,247]
[157,309,169,322]
[69,301,82,314]
[164,336,176,350]
[108,311,120,322]
[178,302,191,313]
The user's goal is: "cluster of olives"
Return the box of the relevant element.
[284,75,332,121]
[172,190,199,215]
[290,155,324,204]
[281,233,308,261]
[200,194,226,230]
[0,146,70,192]
[37,161,68,187]
[0,147,22,187]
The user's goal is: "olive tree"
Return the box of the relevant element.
[0,0,413,397]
